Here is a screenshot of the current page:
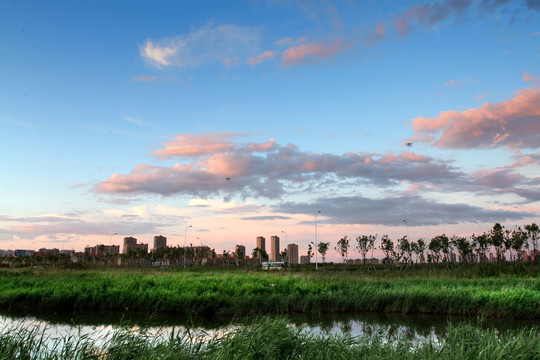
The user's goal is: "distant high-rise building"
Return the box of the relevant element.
[235,245,246,258]
[270,235,280,262]
[287,243,298,264]
[85,245,119,256]
[123,237,148,254]
[153,235,167,251]
[256,236,266,252]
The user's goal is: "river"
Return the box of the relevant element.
[1,308,538,346]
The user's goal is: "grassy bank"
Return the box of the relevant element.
[0,268,538,319]
[1,317,538,360]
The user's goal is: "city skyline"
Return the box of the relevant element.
[1,1,539,262]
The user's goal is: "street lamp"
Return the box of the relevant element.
[184,225,192,268]
[281,230,287,243]
[315,210,321,271]
[403,220,409,239]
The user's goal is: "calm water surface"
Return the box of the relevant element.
[1,309,538,345]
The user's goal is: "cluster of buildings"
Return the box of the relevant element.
[80,234,301,265]
[255,235,299,264]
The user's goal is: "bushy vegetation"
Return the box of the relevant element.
[0,266,538,319]
[0,317,538,360]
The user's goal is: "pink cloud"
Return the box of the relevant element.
[360,23,386,45]
[222,56,240,67]
[201,152,258,176]
[96,135,463,199]
[400,152,425,162]
[410,88,540,149]
[476,90,491,101]
[152,133,238,159]
[523,72,540,83]
[507,153,540,168]
[246,138,277,152]
[281,37,351,66]
[247,50,275,66]
[443,79,467,87]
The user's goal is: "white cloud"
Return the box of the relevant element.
[140,24,260,69]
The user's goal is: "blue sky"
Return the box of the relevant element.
[1,0,539,260]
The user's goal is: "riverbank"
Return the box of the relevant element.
[1,317,538,360]
[0,265,538,319]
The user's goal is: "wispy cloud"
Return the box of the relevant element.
[281,37,351,66]
[277,194,531,226]
[360,23,387,46]
[122,115,143,126]
[523,71,540,83]
[476,90,491,101]
[393,0,472,36]
[0,214,168,239]
[132,76,159,82]
[247,50,276,65]
[140,24,259,69]
[443,78,468,87]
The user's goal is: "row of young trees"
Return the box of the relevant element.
[309,223,539,266]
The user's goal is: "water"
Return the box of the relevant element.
[1,308,538,346]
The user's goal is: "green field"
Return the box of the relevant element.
[0,265,538,319]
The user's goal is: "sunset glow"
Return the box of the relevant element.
[1,1,539,261]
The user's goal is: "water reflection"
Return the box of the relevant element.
[1,308,538,344]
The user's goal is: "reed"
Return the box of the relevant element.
[0,269,538,319]
[0,317,538,360]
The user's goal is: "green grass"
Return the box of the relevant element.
[0,267,538,319]
[0,317,538,360]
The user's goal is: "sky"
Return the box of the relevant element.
[1,0,539,261]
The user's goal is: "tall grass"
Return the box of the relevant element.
[0,317,538,360]
[0,268,538,319]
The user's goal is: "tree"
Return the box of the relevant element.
[524,223,539,261]
[379,235,394,266]
[413,238,426,263]
[356,234,376,267]
[307,243,314,262]
[510,227,528,262]
[280,248,289,263]
[451,235,472,263]
[318,242,330,264]
[489,223,505,262]
[252,247,261,263]
[428,236,442,263]
[439,234,452,263]
[335,236,350,264]
[396,236,412,267]
[472,232,491,263]
[260,249,269,262]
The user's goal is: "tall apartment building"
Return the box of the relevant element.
[153,235,167,251]
[123,236,148,254]
[256,236,266,252]
[235,245,246,258]
[85,245,119,256]
[287,243,299,264]
[270,235,280,262]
